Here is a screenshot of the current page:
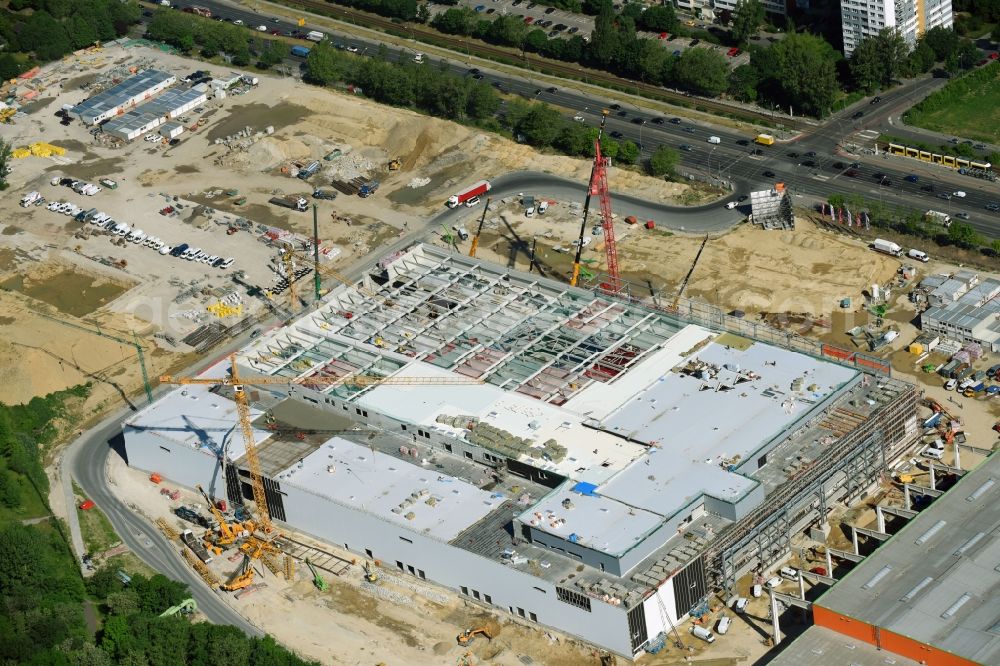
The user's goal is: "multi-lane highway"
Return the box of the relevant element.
[157,0,1000,235]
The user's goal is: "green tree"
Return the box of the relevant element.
[431,7,476,35]
[0,138,11,190]
[728,64,759,101]
[923,25,959,60]
[618,140,640,164]
[19,11,72,60]
[875,27,909,85]
[993,24,1000,43]
[771,33,840,117]
[587,0,620,67]
[517,104,563,146]
[673,47,729,96]
[948,221,981,247]
[648,145,679,176]
[0,54,22,80]
[731,0,765,45]
[637,5,678,32]
[304,41,344,86]
[907,41,936,74]
[850,38,881,91]
[465,82,501,120]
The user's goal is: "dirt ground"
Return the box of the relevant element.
[0,43,710,410]
[12,42,1000,666]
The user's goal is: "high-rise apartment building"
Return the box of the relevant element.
[841,0,953,56]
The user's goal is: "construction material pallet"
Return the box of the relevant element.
[181,548,220,587]
[155,518,179,541]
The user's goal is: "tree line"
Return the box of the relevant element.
[0,385,317,665]
[0,0,140,79]
[826,193,1000,257]
[146,10,289,69]
[303,41,678,171]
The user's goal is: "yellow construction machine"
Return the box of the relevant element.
[456,620,501,646]
[197,484,252,548]
[221,554,256,592]
[387,157,402,171]
[363,560,379,583]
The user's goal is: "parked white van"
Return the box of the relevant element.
[690,625,715,643]
[907,248,929,262]
[733,597,749,613]
[716,615,731,635]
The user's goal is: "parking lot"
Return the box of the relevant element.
[438,0,749,66]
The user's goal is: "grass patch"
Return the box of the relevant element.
[103,551,156,578]
[904,62,1000,143]
[73,481,121,555]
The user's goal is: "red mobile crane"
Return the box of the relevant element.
[570,110,620,293]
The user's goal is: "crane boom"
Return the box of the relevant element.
[572,109,620,290]
[159,355,486,538]
[469,197,491,258]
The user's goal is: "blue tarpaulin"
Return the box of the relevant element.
[570,481,599,496]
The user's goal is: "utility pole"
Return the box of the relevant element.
[39,312,153,404]
[312,204,321,303]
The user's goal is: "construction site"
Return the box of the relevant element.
[4,40,1000,666]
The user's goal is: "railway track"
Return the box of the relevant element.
[278,0,812,131]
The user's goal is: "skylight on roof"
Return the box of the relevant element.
[966,478,995,502]
[861,565,893,590]
[954,532,986,557]
[900,576,934,602]
[941,592,973,619]
[914,520,947,545]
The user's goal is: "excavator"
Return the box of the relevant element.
[307,558,328,591]
[221,554,256,592]
[197,484,252,549]
[456,620,501,646]
[363,560,379,583]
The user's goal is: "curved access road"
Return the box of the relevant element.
[426,170,751,234]
[66,395,263,635]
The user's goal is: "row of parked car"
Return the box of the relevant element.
[49,202,235,270]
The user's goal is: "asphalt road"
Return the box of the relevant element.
[67,373,263,634]
[158,0,1000,236]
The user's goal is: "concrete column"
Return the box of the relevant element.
[954,442,962,470]
[798,572,805,600]
[876,505,885,534]
[904,484,911,510]
[826,549,833,577]
[852,526,859,556]
[770,591,782,646]
[930,463,937,491]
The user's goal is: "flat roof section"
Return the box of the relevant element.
[71,69,174,119]
[815,452,1000,665]
[357,364,646,484]
[124,383,272,462]
[770,626,922,666]
[277,436,503,542]
[521,482,665,556]
[598,337,857,511]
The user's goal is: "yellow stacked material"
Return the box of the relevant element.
[206,302,243,318]
[0,108,15,123]
[11,147,31,159]
[28,142,66,157]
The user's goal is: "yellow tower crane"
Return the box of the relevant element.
[160,355,485,536]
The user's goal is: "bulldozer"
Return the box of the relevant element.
[387,157,402,171]
[363,560,379,583]
[456,620,501,646]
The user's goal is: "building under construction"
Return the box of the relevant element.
[123,243,918,658]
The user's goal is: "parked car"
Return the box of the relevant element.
[733,597,749,613]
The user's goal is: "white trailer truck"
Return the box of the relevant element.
[873,238,902,257]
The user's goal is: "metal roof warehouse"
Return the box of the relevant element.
[70,69,176,125]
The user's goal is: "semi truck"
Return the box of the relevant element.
[174,506,211,529]
[269,195,309,212]
[180,529,212,564]
[358,180,379,197]
[447,180,491,208]
[872,238,902,257]
[754,133,775,146]
[924,210,952,227]
[297,160,321,180]
[290,45,311,58]
[306,30,325,42]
